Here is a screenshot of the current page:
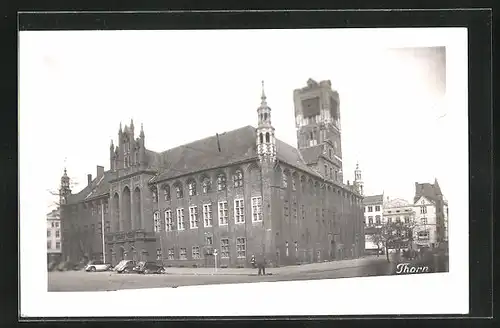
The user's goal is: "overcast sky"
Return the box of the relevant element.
[19,29,450,211]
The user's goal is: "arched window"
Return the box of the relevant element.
[265,132,270,143]
[162,184,170,201]
[153,211,161,232]
[174,182,183,199]
[233,169,243,188]
[188,179,196,196]
[201,176,211,193]
[282,170,288,188]
[151,187,158,203]
[259,133,263,144]
[301,176,306,192]
[264,113,268,121]
[291,172,297,191]
[217,173,226,191]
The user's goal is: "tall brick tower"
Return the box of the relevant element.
[293,79,343,182]
[256,81,276,260]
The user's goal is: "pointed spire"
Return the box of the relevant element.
[140,123,145,138]
[110,139,114,148]
[130,118,134,128]
[261,80,267,105]
[119,122,122,132]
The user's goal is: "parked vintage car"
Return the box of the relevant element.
[115,260,137,274]
[132,261,166,274]
[84,260,113,272]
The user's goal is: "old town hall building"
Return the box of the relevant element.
[60,79,365,268]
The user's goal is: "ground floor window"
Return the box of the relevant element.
[220,238,230,258]
[168,248,174,260]
[180,248,187,260]
[236,237,246,258]
[192,246,201,259]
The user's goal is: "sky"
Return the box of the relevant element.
[19,29,449,212]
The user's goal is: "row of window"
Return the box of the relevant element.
[47,241,61,249]
[49,222,60,228]
[323,164,339,182]
[364,217,428,226]
[47,230,60,238]
[153,170,359,204]
[153,170,245,202]
[163,237,247,259]
[153,197,263,232]
[365,205,381,212]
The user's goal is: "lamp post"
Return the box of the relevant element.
[213,248,218,273]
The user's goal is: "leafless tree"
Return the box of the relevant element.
[369,220,418,263]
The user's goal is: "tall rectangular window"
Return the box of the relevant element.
[189,206,198,229]
[220,238,230,258]
[105,221,110,233]
[55,242,60,249]
[368,206,373,212]
[177,208,185,230]
[236,237,246,258]
[234,199,245,224]
[251,197,263,222]
[165,210,173,231]
[375,205,381,211]
[284,200,289,218]
[375,215,381,225]
[421,218,428,225]
[192,246,201,259]
[421,206,427,214]
[47,230,51,237]
[203,204,213,227]
[179,248,187,260]
[153,211,161,232]
[47,241,51,249]
[368,216,373,226]
[55,230,60,238]
[218,201,228,225]
[168,248,174,260]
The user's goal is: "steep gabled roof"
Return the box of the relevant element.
[299,145,323,165]
[414,181,443,204]
[152,126,258,183]
[150,125,324,184]
[66,171,115,204]
[363,194,384,205]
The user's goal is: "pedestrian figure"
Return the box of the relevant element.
[250,254,256,269]
[256,254,266,276]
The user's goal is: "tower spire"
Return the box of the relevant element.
[140,123,145,138]
[256,81,276,163]
[261,80,267,104]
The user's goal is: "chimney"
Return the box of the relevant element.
[97,165,104,179]
[87,174,92,186]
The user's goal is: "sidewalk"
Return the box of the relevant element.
[163,255,386,276]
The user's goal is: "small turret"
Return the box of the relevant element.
[256,81,276,164]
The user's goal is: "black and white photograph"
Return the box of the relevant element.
[19,24,469,317]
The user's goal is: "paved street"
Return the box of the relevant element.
[48,256,396,292]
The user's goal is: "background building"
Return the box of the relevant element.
[46,209,62,264]
[413,179,448,248]
[382,197,416,250]
[60,79,364,267]
[362,194,384,253]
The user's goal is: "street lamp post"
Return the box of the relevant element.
[213,248,218,273]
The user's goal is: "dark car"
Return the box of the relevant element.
[133,261,166,274]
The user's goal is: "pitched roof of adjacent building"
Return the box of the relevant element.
[363,194,384,205]
[413,179,443,204]
[299,145,324,165]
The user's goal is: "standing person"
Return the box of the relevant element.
[250,254,256,269]
[257,253,266,276]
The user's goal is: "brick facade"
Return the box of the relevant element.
[60,80,364,267]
